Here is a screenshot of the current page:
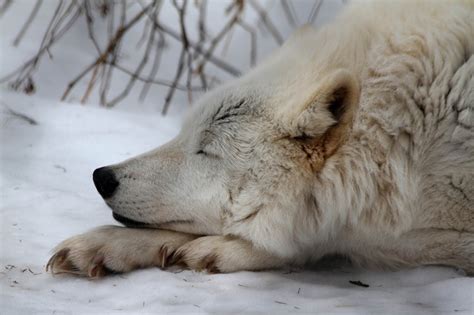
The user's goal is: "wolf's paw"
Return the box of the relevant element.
[47,226,195,278]
[171,236,284,273]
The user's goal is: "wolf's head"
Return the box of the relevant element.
[93,27,360,255]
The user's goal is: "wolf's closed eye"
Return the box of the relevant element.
[196,149,221,159]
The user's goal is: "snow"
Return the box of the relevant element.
[1,1,473,314]
[1,92,473,315]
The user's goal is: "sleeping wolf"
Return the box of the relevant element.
[48,0,474,277]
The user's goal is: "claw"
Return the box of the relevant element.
[169,249,186,268]
[46,248,71,274]
[203,254,220,274]
[88,254,106,278]
[156,245,168,268]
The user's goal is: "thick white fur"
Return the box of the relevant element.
[49,1,474,277]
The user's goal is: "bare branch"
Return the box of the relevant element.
[1,102,38,125]
[83,0,102,54]
[140,4,241,77]
[13,0,43,47]
[105,12,156,107]
[1,1,82,94]
[196,1,243,75]
[162,0,190,114]
[61,2,154,102]
[280,0,296,27]
[248,0,283,45]
[80,64,100,104]
[237,18,257,67]
[139,17,165,101]
[308,0,324,24]
[111,62,203,91]
[0,0,13,17]
[162,48,186,115]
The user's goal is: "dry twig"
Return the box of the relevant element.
[13,0,43,47]
[1,0,335,113]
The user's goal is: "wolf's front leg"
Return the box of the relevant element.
[172,236,288,273]
[47,226,197,278]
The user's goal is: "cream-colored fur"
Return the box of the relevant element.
[48,0,474,278]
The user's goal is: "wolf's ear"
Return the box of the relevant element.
[290,69,360,156]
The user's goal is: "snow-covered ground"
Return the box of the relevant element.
[1,92,473,315]
[1,1,473,314]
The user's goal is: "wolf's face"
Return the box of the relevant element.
[93,28,360,246]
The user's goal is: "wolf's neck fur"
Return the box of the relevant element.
[310,0,474,241]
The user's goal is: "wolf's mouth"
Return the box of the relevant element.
[112,212,194,228]
[112,212,149,228]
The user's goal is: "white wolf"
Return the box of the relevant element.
[48,0,474,277]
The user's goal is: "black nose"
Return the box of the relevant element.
[93,167,119,199]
